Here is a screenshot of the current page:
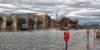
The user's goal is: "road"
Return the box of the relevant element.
[0,29,94,50]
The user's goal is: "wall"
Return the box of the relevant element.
[0,14,6,29]
[33,18,37,29]
[11,15,17,29]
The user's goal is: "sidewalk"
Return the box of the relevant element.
[68,37,100,50]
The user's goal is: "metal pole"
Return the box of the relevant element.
[66,41,67,50]
[94,32,95,40]
[87,34,89,49]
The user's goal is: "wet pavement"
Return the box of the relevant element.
[0,29,97,50]
[68,32,100,50]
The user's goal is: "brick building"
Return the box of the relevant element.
[34,13,45,29]
[60,17,79,29]
[34,13,51,28]
[51,19,60,27]
[45,15,51,28]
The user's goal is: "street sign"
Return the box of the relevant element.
[87,30,89,34]
[64,31,70,41]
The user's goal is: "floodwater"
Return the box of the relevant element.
[0,29,94,50]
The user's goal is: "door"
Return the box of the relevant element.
[65,22,67,27]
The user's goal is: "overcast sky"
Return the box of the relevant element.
[0,0,100,25]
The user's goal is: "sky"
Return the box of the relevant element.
[0,0,100,25]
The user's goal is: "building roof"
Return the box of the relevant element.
[9,13,37,17]
[35,15,45,22]
[35,13,42,16]
[52,19,60,22]
[7,16,13,20]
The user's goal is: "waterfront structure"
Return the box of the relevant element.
[59,17,79,29]
[51,19,60,27]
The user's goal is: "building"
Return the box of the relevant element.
[59,17,79,29]
[44,15,51,28]
[0,13,45,29]
[10,13,44,29]
[51,19,55,27]
[34,13,45,29]
[51,19,60,27]
[0,13,51,29]
[34,13,51,28]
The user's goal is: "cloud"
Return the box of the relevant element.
[0,0,100,25]
[14,10,35,13]
[76,9,100,17]
[0,3,18,8]
[71,0,93,2]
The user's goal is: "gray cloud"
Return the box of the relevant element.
[76,11,100,17]
[0,0,100,25]
[64,1,100,9]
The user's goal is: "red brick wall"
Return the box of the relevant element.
[45,15,51,28]
[60,18,70,28]
[45,15,48,28]
[48,17,51,27]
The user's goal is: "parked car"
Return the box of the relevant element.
[20,24,28,30]
[60,27,68,30]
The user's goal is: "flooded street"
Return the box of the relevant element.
[0,29,94,50]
